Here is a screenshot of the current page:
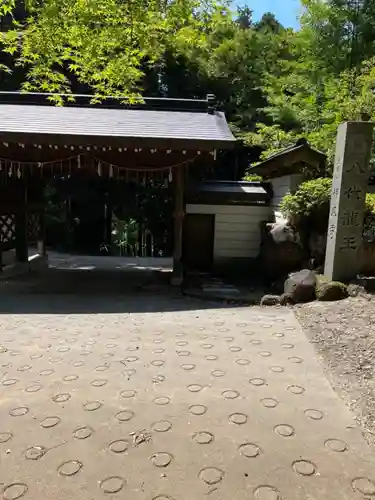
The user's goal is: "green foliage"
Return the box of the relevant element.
[0,0,232,101]
[0,0,16,17]
[240,0,375,166]
[280,178,375,241]
[242,173,263,182]
[280,177,332,220]
[364,193,375,242]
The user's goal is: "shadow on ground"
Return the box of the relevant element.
[0,267,242,314]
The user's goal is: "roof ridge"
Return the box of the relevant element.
[0,92,214,113]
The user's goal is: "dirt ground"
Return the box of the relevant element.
[295,292,375,448]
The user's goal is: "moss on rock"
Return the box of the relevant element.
[316,279,348,301]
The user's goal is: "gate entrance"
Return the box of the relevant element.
[0,92,235,285]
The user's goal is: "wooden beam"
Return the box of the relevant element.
[171,166,185,286]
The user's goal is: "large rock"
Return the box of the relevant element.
[284,269,317,303]
[260,221,305,283]
[260,295,281,306]
[316,280,348,301]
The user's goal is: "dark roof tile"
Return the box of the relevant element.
[0,104,235,149]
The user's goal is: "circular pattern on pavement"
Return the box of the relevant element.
[100,476,126,494]
[52,393,71,403]
[115,410,135,422]
[229,346,242,352]
[352,477,375,495]
[25,445,46,460]
[17,365,32,372]
[292,459,316,476]
[239,443,261,458]
[25,383,42,393]
[91,379,107,387]
[288,356,303,364]
[109,439,130,453]
[0,432,12,443]
[304,409,324,420]
[188,384,204,393]
[153,396,171,406]
[261,398,279,408]
[177,350,191,357]
[235,358,251,365]
[287,385,305,395]
[180,363,196,371]
[3,483,28,500]
[270,366,284,373]
[250,378,267,387]
[9,407,28,417]
[151,360,165,367]
[229,412,248,425]
[150,452,173,467]
[259,351,271,357]
[2,378,18,386]
[152,420,172,432]
[222,389,240,399]
[189,405,207,416]
[58,460,83,476]
[40,416,61,428]
[120,390,137,399]
[199,467,224,485]
[193,431,214,444]
[325,438,348,452]
[73,426,94,439]
[253,485,281,500]
[275,424,295,437]
[84,401,102,411]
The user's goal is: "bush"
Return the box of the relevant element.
[242,172,263,182]
[280,177,375,240]
[364,193,375,242]
[280,178,332,222]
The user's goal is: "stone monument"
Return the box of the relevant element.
[324,121,373,282]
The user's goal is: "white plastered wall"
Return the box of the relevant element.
[185,204,272,259]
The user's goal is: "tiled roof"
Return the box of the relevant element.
[0,104,235,149]
[197,181,267,196]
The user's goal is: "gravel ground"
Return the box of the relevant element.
[295,293,375,448]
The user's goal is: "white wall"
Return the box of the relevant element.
[186,204,272,259]
[271,174,303,210]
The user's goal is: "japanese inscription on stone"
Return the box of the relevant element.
[324,121,373,281]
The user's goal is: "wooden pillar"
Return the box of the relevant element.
[171,166,185,286]
[37,208,47,256]
[15,181,28,263]
[105,203,112,248]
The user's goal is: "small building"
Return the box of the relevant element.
[183,181,272,272]
[248,139,326,218]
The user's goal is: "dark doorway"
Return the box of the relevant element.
[183,214,214,272]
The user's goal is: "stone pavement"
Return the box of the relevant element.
[1,295,375,500]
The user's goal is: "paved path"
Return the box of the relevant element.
[1,295,375,500]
